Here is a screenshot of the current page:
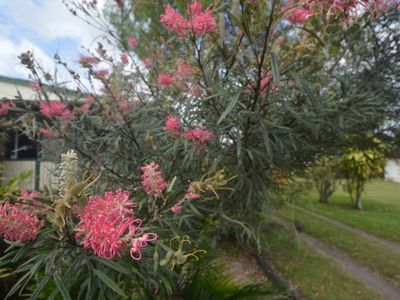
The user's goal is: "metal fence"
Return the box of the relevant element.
[3,160,57,190]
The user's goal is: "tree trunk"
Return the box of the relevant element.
[355,184,363,210]
[319,192,329,203]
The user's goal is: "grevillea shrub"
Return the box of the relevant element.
[0,150,233,298]
[0,0,399,297]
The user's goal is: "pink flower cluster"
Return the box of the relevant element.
[247,72,279,96]
[182,128,215,144]
[0,202,44,243]
[164,115,214,144]
[75,189,157,260]
[158,73,175,86]
[160,1,217,36]
[140,162,168,197]
[283,1,314,24]
[0,102,16,115]
[157,60,195,89]
[81,95,96,113]
[39,101,74,120]
[144,57,154,69]
[165,115,181,137]
[20,188,41,199]
[171,183,201,215]
[94,69,109,80]
[128,36,137,48]
[283,0,388,24]
[175,60,194,81]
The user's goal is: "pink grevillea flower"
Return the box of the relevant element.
[282,0,314,24]
[185,183,201,200]
[182,128,214,144]
[188,83,202,97]
[171,201,183,215]
[287,7,314,24]
[0,202,44,243]
[39,101,66,118]
[39,101,74,120]
[81,103,91,113]
[323,0,387,21]
[247,73,279,96]
[79,55,100,66]
[75,190,157,259]
[187,1,203,16]
[81,95,95,113]
[86,95,96,104]
[128,36,137,48]
[94,69,109,80]
[0,102,15,115]
[164,115,181,137]
[175,60,194,80]
[130,233,158,260]
[60,109,75,121]
[120,52,129,64]
[157,73,175,85]
[160,4,189,36]
[185,1,217,35]
[20,188,41,199]
[189,10,217,34]
[76,190,136,224]
[284,0,388,25]
[140,162,168,197]
[144,57,154,69]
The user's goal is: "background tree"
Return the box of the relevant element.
[308,157,339,204]
[340,142,387,210]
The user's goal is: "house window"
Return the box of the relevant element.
[4,129,38,160]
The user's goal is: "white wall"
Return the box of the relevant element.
[384,159,400,183]
[0,81,38,100]
[0,80,62,101]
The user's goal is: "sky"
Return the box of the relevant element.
[0,0,107,81]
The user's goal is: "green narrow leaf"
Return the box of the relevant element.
[167,176,177,193]
[54,275,72,300]
[291,72,320,112]
[218,93,240,124]
[89,257,130,276]
[260,122,273,162]
[93,269,127,298]
[270,52,280,86]
[30,271,53,300]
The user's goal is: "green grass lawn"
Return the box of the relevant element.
[262,225,386,300]
[276,207,400,289]
[296,180,400,242]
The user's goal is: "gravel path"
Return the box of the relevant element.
[270,216,400,299]
[301,233,400,300]
[290,204,400,252]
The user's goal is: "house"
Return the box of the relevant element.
[384,158,400,183]
[0,75,57,190]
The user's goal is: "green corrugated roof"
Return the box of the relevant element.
[0,75,32,87]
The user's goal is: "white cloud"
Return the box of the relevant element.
[0,37,55,79]
[0,0,105,48]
